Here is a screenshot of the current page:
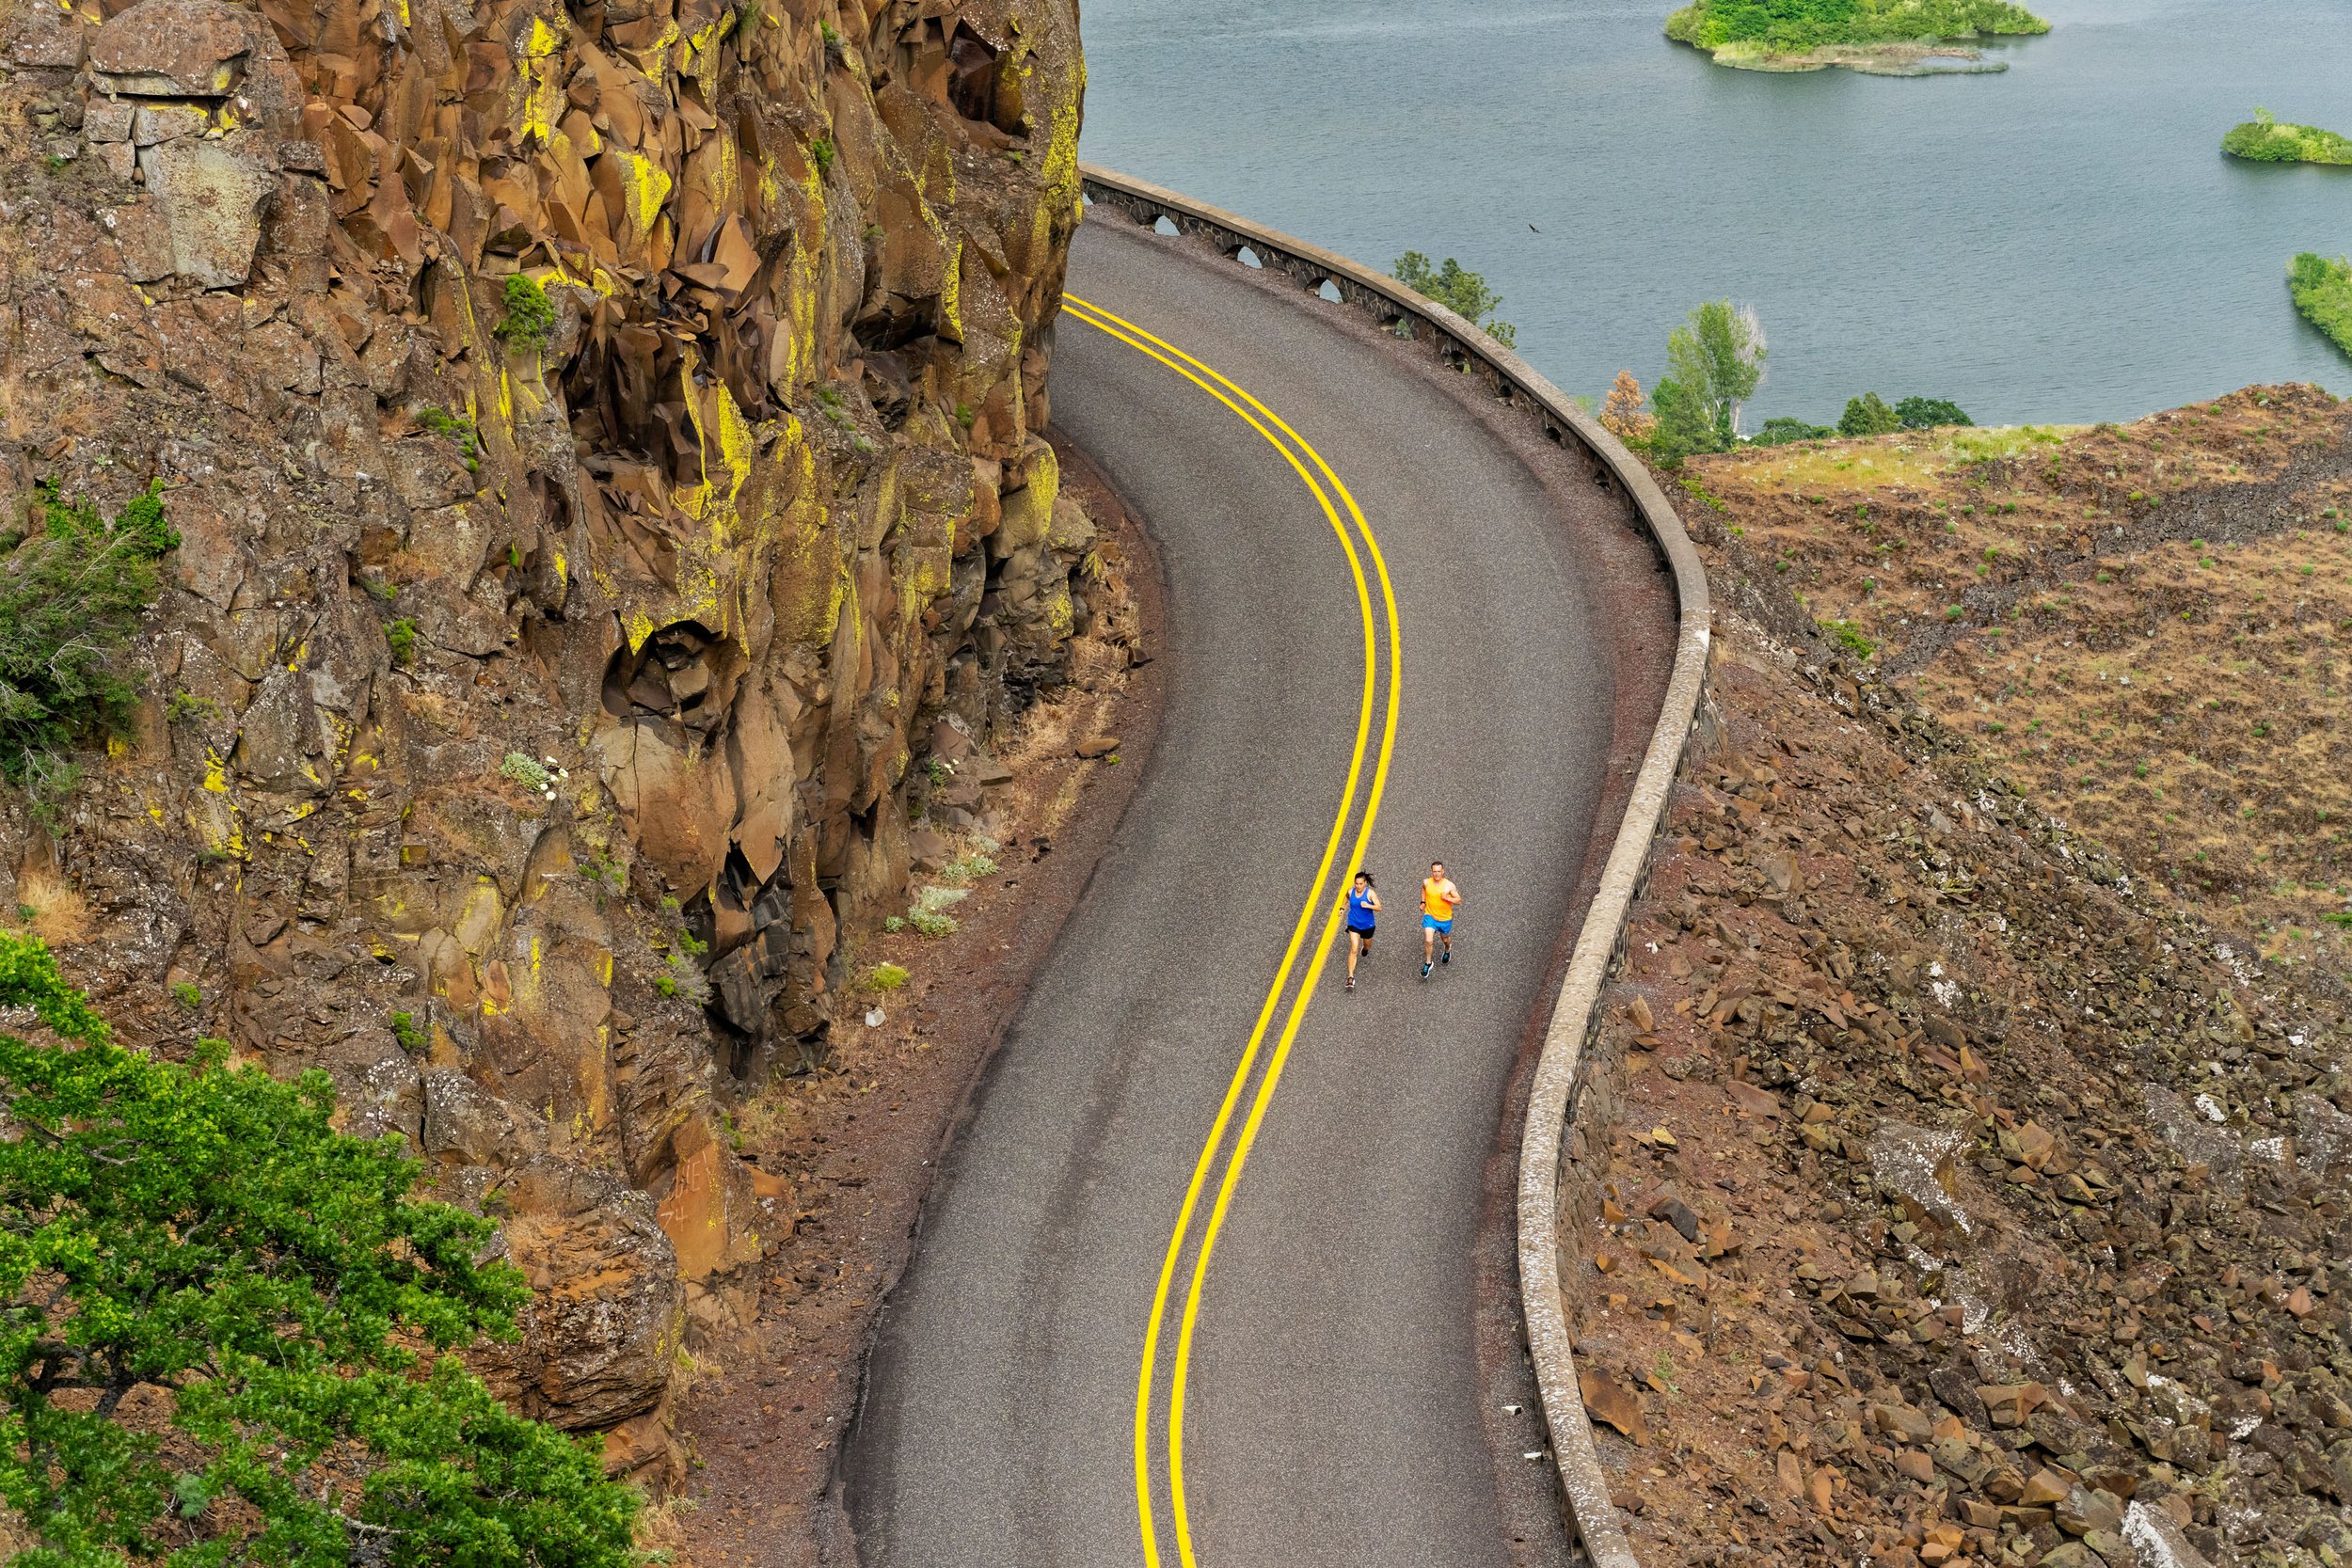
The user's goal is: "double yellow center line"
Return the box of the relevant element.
[1058,293,1403,1568]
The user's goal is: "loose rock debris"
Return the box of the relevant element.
[1571,404,2352,1568]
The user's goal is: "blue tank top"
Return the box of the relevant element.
[1346,887,1376,928]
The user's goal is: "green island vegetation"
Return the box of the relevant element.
[2223,109,2352,167]
[2290,253,2352,361]
[1390,252,1518,348]
[1598,303,1978,465]
[0,480,177,823]
[1664,0,2048,74]
[0,933,640,1567]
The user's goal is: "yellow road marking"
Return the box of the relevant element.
[1061,293,1404,1568]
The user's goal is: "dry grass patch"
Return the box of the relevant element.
[1689,383,2352,950]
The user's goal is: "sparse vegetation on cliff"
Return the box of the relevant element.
[493,272,555,347]
[2290,252,2352,360]
[0,933,640,1568]
[1666,0,2047,72]
[0,480,175,819]
[2223,109,2352,167]
[1390,252,1518,348]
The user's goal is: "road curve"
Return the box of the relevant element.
[846,211,1639,1567]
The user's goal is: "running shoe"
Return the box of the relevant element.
[1421,961,1432,980]
[1441,948,1451,965]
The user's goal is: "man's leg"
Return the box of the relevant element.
[1441,926,1452,963]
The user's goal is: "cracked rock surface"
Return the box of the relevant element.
[1,0,1085,1480]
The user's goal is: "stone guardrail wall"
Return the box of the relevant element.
[1076,165,1713,1568]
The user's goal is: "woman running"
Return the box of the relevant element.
[1343,871,1380,991]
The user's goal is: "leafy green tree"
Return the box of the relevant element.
[1895,396,1973,430]
[0,933,640,1568]
[1647,377,1724,466]
[1754,417,1836,446]
[1665,300,1767,445]
[0,482,177,820]
[1390,251,1518,348]
[1839,391,1902,436]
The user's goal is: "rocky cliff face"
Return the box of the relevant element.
[0,0,1086,1477]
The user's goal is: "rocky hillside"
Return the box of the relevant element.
[0,0,1085,1479]
[1564,390,2352,1568]
[1686,387,2352,951]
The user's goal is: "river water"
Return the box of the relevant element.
[1075,0,2352,427]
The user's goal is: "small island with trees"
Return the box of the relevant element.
[2292,254,2352,361]
[2222,109,2352,167]
[1664,0,2050,75]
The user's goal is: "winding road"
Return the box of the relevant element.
[845,208,1659,1567]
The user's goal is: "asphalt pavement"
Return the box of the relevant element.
[846,212,1623,1568]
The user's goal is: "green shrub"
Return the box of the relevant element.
[164,690,220,725]
[415,406,482,470]
[386,618,419,666]
[0,933,638,1568]
[2223,109,2352,166]
[1895,396,1972,429]
[2289,252,2352,361]
[389,1009,428,1053]
[493,273,555,348]
[1754,417,1835,446]
[1820,619,1876,658]
[810,135,837,181]
[864,962,911,992]
[1839,392,1902,437]
[0,479,176,818]
[1391,251,1518,348]
[500,751,553,792]
[170,980,201,1008]
[907,910,958,938]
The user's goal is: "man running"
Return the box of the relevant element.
[1343,871,1380,991]
[1420,862,1461,979]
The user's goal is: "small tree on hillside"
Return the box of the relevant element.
[0,933,640,1568]
[1663,300,1767,444]
[1598,371,1656,445]
[1391,251,1519,348]
[0,481,180,823]
[1840,391,1902,436]
[1647,377,1720,467]
[1895,396,1973,430]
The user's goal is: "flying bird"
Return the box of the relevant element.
[1528,223,1542,232]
